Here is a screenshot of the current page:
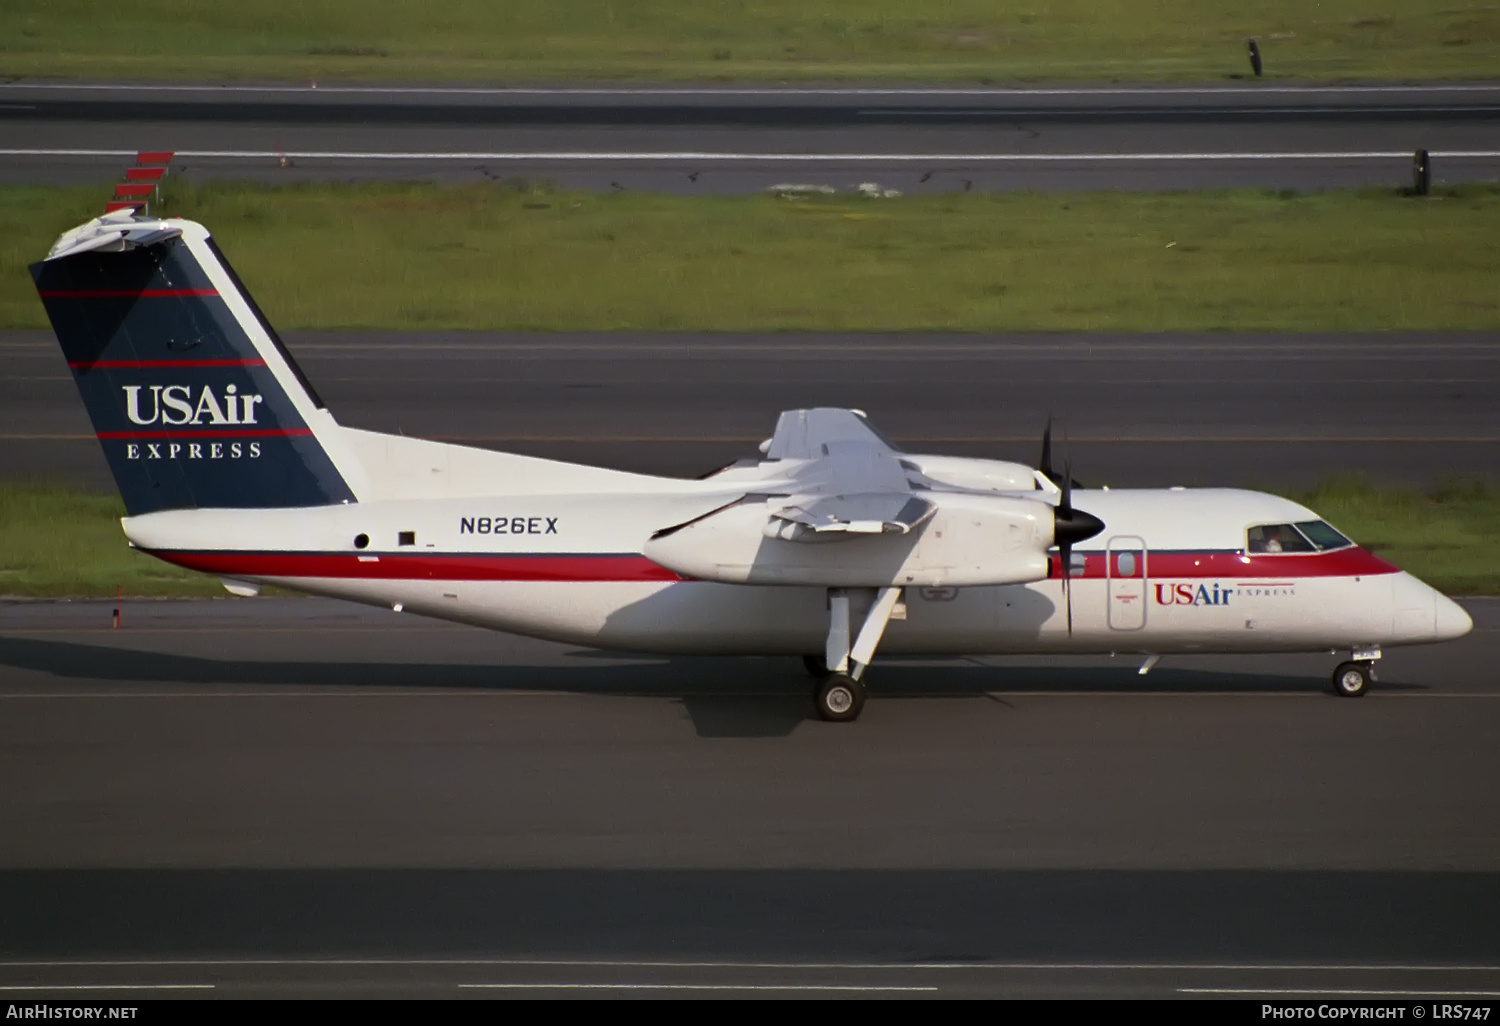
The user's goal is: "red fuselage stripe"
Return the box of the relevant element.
[69,359,266,369]
[144,548,1397,585]
[1053,547,1400,580]
[97,428,312,439]
[39,289,219,299]
[152,551,685,583]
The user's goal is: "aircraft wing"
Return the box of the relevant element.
[643,407,1088,587]
[757,408,933,540]
[763,407,900,461]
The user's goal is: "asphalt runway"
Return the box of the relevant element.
[3,82,1499,192]
[4,330,1497,491]
[0,597,1497,997]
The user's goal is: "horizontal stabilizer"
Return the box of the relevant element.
[46,210,183,261]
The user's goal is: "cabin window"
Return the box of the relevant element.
[1247,523,1316,554]
[1293,520,1353,551]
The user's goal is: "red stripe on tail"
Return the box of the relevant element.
[97,428,314,440]
[69,359,265,369]
[39,289,219,299]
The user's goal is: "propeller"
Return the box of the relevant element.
[1045,433,1105,636]
[1038,416,1084,489]
[1039,417,1056,486]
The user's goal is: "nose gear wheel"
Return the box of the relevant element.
[1332,660,1372,698]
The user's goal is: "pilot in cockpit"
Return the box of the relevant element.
[1248,524,1293,554]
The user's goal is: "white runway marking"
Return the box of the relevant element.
[3,433,1497,444]
[5,83,1500,98]
[2,690,1497,701]
[1183,988,1500,996]
[0,984,213,991]
[5,957,1500,971]
[9,340,1500,356]
[458,983,938,991]
[4,148,1500,162]
[869,107,1500,117]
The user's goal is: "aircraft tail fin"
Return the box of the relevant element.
[30,212,356,516]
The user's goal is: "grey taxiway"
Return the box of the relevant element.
[2,81,1499,192]
[0,597,1497,998]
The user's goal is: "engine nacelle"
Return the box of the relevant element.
[644,492,1053,587]
[900,455,1041,493]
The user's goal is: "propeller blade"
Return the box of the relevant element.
[1039,417,1056,485]
[1060,425,1086,489]
[1065,567,1074,638]
[1060,458,1074,637]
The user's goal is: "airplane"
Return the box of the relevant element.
[30,209,1473,722]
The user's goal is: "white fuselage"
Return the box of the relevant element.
[121,447,1472,658]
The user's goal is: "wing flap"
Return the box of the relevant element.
[766,493,935,541]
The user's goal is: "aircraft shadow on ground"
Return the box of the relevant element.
[0,636,1418,739]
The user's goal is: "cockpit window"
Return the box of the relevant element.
[1293,520,1354,551]
[1247,523,1316,554]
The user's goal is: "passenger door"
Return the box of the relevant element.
[1107,535,1147,631]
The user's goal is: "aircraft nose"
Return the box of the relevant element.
[1435,592,1473,641]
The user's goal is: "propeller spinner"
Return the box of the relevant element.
[1040,426,1106,636]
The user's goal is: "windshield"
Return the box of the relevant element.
[1247,520,1354,554]
[1294,519,1354,551]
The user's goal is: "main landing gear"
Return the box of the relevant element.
[806,586,903,723]
[816,673,866,722]
[1332,647,1380,698]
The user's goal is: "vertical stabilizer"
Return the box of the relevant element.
[31,213,356,515]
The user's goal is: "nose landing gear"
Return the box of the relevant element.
[1332,661,1372,697]
[1332,647,1380,697]
[1338,642,1380,696]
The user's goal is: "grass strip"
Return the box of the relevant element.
[2,479,1496,598]
[1292,476,1500,597]
[4,180,1500,332]
[2,1,1497,83]
[0,483,222,598]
